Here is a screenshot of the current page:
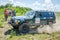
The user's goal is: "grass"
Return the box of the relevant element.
[0,17,5,28]
[55,12,60,19]
[0,8,60,40]
[0,12,59,28]
[8,34,49,40]
[6,12,60,40]
[7,31,60,40]
[0,23,4,28]
[0,13,23,28]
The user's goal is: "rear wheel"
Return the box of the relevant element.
[49,22,53,28]
[53,20,56,23]
[19,23,30,33]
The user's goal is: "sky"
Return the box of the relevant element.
[0,0,60,12]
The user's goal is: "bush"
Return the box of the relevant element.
[0,22,3,28]
[0,18,4,28]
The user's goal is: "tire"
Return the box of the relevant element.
[19,23,30,33]
[49,22,53,28]
[53,20,56,23]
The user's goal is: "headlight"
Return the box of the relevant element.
[15,20,20,25]
[15,20,18,25]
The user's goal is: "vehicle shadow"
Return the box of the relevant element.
[4,28,45,36]
[4,28,21,36]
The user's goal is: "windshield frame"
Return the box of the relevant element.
[25,11,35,16]
[24,11,35,19]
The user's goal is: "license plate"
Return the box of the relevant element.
[35,18,40,24]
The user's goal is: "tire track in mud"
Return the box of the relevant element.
[0,22,11,40]
[29,19,60,34]
[53,20,60,32]
[0,19,60,40]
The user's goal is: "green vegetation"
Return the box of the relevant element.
[6,12,60,40]
[4,12,60,40]
[0,3,60,40]
[55,12,60,19]
[0,3,32,28]
[0,18,5,28]
[7,30,60,40]
[0,3,32,17]
[0,22,4,28]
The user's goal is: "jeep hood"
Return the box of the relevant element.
[12,16,26,19]
[12,16,33,20]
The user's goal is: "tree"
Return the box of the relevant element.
[5,3,13,8]
[0,5,4,8]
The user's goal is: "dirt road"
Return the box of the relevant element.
[53,19,60,32]
[0,22,11,40]
[0,19,60,40]
[29,19,60,33]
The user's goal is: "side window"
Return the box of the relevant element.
[39,12,42,16]
[36,12,42,17]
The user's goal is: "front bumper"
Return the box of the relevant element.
[8,21,18,26]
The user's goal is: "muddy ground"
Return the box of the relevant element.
[0,14,60,40]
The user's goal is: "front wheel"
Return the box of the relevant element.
[19,23,30,33]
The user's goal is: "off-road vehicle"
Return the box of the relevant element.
[8,10,56,33]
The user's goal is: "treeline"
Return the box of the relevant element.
[0,3,32,28]
[0,3,32,15]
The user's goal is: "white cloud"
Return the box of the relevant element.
[0,1,8,6]
[43,0,54,11]
[33,1,40,6]
[29,0,54,11]
[9,0,13,2]
[12,1,60,12]
[9,0,14,3]
[0,0,60,12]
[13,1,26,7]
[45,0,52,4]
[8,0,54,12]
[54,5,60,12]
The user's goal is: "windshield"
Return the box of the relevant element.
[25,11,35,18]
